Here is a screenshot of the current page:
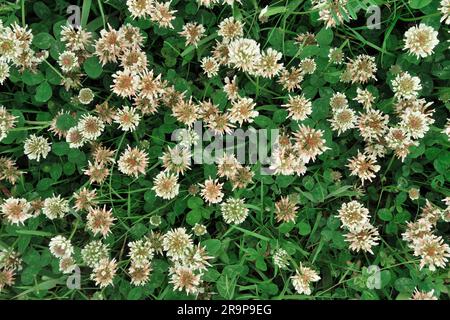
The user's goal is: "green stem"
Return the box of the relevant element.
[21,0,25,27]
[97,0,106,29]
[44,60,64,80]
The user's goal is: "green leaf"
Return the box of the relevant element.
[259,282,279,296]
[33,1,51,19]
[83,56,103,79]
[254,115,274,128]
[434,156,449,175]
[63,162,76,176]
[50,163,62,180]
[185,2,198,15]
[263,6,287,17]
[298,221,311,236]
[127,287,143,300]
[394,278,415,293]
[279,222,295,234]
[81,0,92,28]
[187,197,203,209]
[22,70,45,86]
[203,269,221,282]
[273,109,288,124]
[332,232,346,249]
[302,176,315,191]
[316,28,333,46]
[275,175,295,188]
[255,257,267,271]
[217,273,237,299]
[378,208,393,221]
[144,190,156,203]
[37,178,54,191]
[33,33,54,49]
[202,239,222,256]
[409,0,432,9]
[67,148,87,164]
[56,114,76,131]
[299,45,320,59]
[130,223,148,239]
[35,81,52,102]
[267,28,284,50]
[52,142,70,157]
[186,209,202,226]
[361,290,379,300]
[15,230,53,237]
[380,270,392,288]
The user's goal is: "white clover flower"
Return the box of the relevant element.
[49,235,74,259]
[392,72,422,100]
[290,263,321,295]
[0,60,10,85]
[24,134,51,161]
[403,24,439,58]
[220,198,249,224]
[43,195,70,220]
[228,38,262,75]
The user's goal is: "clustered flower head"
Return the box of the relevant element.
[354,88,375,110]
[346,151,381,185]
[228,38,262,75]
[91,258,118,288]
[199,178,224,204]
[269,133,307,176]
[0,106,17,141]
[49,235,77,274]
[0,247,21,292]
[161,146,191,175]
[403,24,439,58]
[275,196,298,223]
[328,47,344,64]
[282,95,312,121]
[0,23,47,84]
[127,237,154,286]
[0,249,22,272]
[392,72,422,100]
[273,248,290,270]
[293,125,330,163]
[440,0,450,24]
[118,146,149,178]
[312,0,352,28]
[179,22,205,47]
[220,197,249,224]
[345,55,378,84]
[329,92,357,136]
[23,134,51,162]
[290,263,321,295]
[161,227,212,295]
[402,201,450,272]
[73,187,97,212]
[0,197,32,225]
[411,288,438,300]
[87,206,116,237]
[152,171,180,199]
[81,240,110,268]
[57,25,93,90]
[43,195,70,220]
[337,201,380,254]
[127,1,177,28]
